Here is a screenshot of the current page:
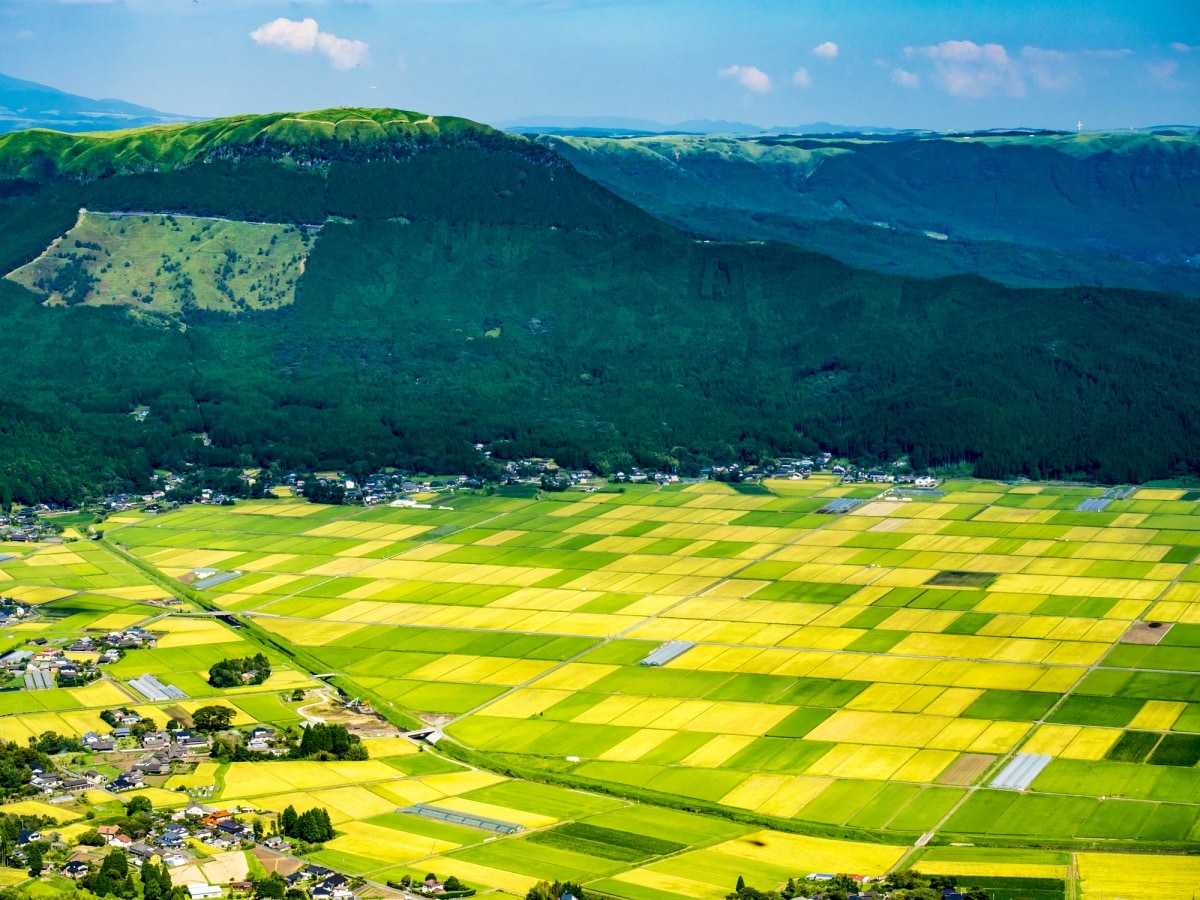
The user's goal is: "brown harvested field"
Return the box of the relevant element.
[937,753,996,786]
[305,700,402,737]
[359,886,406,899]
[1121,621,1173,645]
[253,848,305,876]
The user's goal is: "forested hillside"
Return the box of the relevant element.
[542,131,1200,296]
[0,109,1199,504]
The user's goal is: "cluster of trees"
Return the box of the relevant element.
[394,873,468,894]
[208,653,271,688]
[2,117,1200,508]
[138,860,178,900]
[0,814,54,870]
[0,741,52,800]
[278,805,334,843]
[726,871,996,900]
[30,730,83,755]
[207,721,369,762]
[254,873,307,900]
[296,723,367,761]
[526,881,585,900]
[81,849,137,898]
[302,480,346,505]
[191,705,235,732]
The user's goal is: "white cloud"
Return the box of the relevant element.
[891,67,920,89]
[901,41,1142,99]
[251,18,319,53]
[249,17,368,70]
[909,40,1024,97]
[315,31,369,69]
[792,67,812,88]
[812,41,838,59]
[1148,59,1183,88]
[718,65,772,94]
[1021,46,1079,90]
[1170,42,1198,53]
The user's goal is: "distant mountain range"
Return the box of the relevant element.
[495,115,914,136]
[0,71,195,134]
[499,115,1198,139]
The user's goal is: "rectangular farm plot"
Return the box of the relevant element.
[1079,852,1200,900]
[324,820,458,865]
[710,830,907,876]
[808,710,959,748]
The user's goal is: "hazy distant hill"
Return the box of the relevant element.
[497,116,906,136]
[539,130,1200,296]
[0,71,195,134]
[2,108,1200,503]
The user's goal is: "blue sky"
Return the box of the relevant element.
[0,0,1196,130]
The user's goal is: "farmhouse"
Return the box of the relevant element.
[62,861,89,879]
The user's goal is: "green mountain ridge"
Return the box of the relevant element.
[541,131,1200,296]
[0,107,508,181]
[1,108,1199,504]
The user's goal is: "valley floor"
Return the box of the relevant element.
[3,477,1200,897]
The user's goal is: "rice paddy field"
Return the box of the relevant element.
[0,538,317,741]
[7,477,1200,897]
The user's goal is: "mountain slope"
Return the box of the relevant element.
[0,71,195,134]
[541,131,1200,295]
[1,108,1199,504]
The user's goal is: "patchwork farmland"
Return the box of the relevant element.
[4,478,1200,898]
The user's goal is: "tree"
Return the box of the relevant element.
[100,849,128,879]
[192,706,236,732]
[84,848,132,898]
[526,881,587,900]
[143,861,172,900]
[77,829,105,847]
[126,795,153,815]
[885,871,926,892]
[35,731,82,755]
[295,723,363,761]
[256,874,287,899]
[278,805,333,843]
[25,843,42,879]
[279,805,298,838]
